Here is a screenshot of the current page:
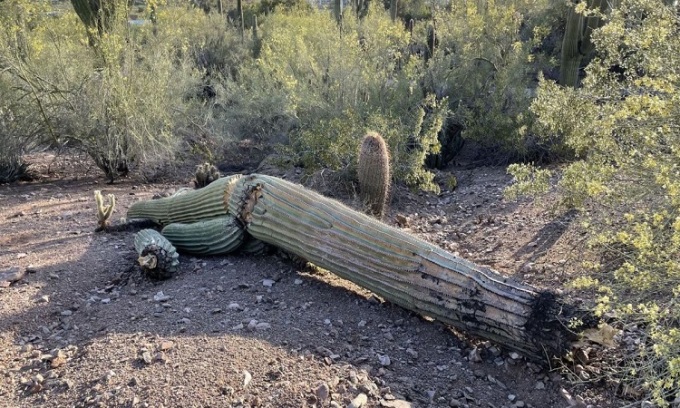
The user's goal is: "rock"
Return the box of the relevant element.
[508,394,516,401]
[61,310,73,316]
[50,356,67,368]
[535,381,545,390]
[262,279,275,287]
[378,355,391,366]
[294,279,303,285]
[243,370,252,388]
[468,347,482,363]
[509,352,521,360]
[405,348,418,359]
[141,351,153,365]
[380,400,412,408]
[0,267,26,287]
[255,322,271,330]
[153,291,171,302]
[316,382,330,404]
[358,320,367,327]
[349,393,368,408]
[228,302,243,311]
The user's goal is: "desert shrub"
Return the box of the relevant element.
[420,0,564,160]
[0,0,206,181]
[508,0,680,404]
[216,5,446,191]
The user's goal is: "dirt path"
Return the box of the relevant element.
[0,157,616,408]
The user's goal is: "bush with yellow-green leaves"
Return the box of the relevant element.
[508,0,680,404]
[0,0,218,181]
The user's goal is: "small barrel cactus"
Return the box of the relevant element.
[357,132,391,218]
[194,163,221,189]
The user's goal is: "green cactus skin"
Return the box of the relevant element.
[134,229,180,279]
[226,174,581,358]
[333,0,343,24]
[559,0,607,87]
[127,175,242,225]
[94,190,115,231]
[358,132,391,218]
[390,0,398,22]
[161,216,244,255]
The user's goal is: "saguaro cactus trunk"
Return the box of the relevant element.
[128,174,588,358]
[228,175,583,358]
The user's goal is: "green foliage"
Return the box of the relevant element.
[520,0,680,403]
[0,0,207,181]
[215,5,446,191]
[422,0,563,159]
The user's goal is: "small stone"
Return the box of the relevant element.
[509,352,521,360]
[37,295,49,303]
[159,341,174,351]
[61,310,73,316]
[17,253,27,259]
[255,322,271,330]
[380,400,412,408]
[141,351,153,365]
[316,382,330,403]
[153,291,171,302]
[514,401,525,407]
[508,394,516,401]
[426,390,436,401]
[358,320,367,328]
[468,347,482,363]
[34,374,44,383]
[535,381,545,390]
[349,393,368,408]
[101,298,111,304]
[243,370,252,388]
[50,356,67,368]
[262,279,275,287]
[405,348,418,358]
[378,355,391,366]
[247,320,258,331]
[294,279,303,285]
[228,302,243,311]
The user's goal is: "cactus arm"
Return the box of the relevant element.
[161,216,244,255]
[134,229,180,279]
[228,174,581,358]
[127,175,242,225]
[94,190,115,230]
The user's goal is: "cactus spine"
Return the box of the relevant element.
[194,163,221,189]
[94,190,116,231]
[357,132,391,218]
[161,216,244,255]
[134,229,180,279]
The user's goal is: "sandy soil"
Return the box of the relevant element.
[0,153,619,408]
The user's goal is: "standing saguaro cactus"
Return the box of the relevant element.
[357,132,391,218]
[94,190,116,231]
[559,0,608,87]
[333,0,343,25]
[390,0,398,22]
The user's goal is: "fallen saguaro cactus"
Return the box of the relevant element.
[128,174,591,359]
[134,229,180,279]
